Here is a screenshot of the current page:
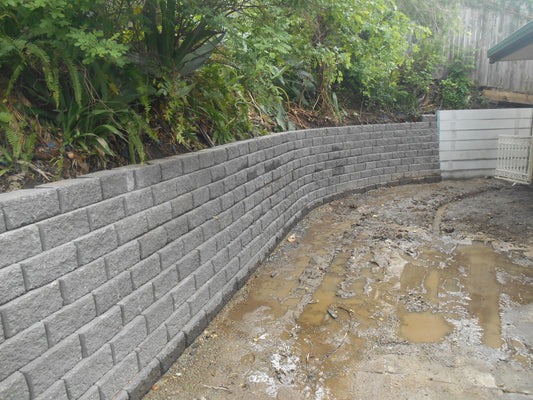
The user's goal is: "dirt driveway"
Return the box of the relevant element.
[144,178,533,400]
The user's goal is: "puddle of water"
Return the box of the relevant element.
[400,311,454,343]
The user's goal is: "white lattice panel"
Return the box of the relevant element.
[494,135,532,184]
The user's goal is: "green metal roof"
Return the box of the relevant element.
[488,20,533,63]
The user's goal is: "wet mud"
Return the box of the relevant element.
[144,178,533,400]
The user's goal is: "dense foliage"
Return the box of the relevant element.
[0,0,495,184]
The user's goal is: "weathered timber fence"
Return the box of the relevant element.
[438,108,533,179]
[0,118,439,400]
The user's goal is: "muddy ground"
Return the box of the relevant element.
[144,178,533,400]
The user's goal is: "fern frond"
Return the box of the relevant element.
[64,58,83,108]
[24,42,60,108]
[5,62,25,99]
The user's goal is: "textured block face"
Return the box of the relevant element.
[118,282,154,325]
[0,226,42,268]
[75,226,118,266]
[114,212,148,245]
[0,188,60,230]
[170,276,196,309]
[96,352,138,400]
[59,258,107,305]
[136,324,167,369]
[34,380,69,400]
[105,241,140,278]
[79,306,122,358]
[38,209,90,251]
[0,265,25,305]
[0,371,30,400]
[130,254,161,290]
[123,188,154,216]
[152,266,179,300]
[138,226,168,259]
[110,315,147,363]
[38,178,102,213]
[142,294,174,333]
[86,197,125,231]
[165,303,190,338]
[81,169,135,199]
[93,272,133,315]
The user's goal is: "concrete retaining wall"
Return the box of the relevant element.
[0,118,439,400]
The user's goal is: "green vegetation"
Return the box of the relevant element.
[0,0,494,184]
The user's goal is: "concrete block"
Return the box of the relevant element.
[201,218,222,239]
[110,315,147,363]
[0,225,42,268]
[75,225,118,266]
[129,164,161,189]
[179,152,200,174]
[170,192,193,218]
[157,331,186,372]
[191,187,210,208]
[152,155,182,181]
[210,163,227,182]
[175,174,197,196]
[93,271,133,315]
[136,324,167,369]
[0,209,5,234]
[211,248,229,273]
[80,169,135,199]
[123,187,153,216]
[59,258,107,305]
[34,380,68,400]
[0,283,63,338]
[79,306,122,358]
[104,241,140,278]
[163,215,188,242]
[86,197,125,231]
[224,258,241,282]
[158,240,183,269]
[0,323,48,381]
[219,192,235,211]
[114,212,148,246]
[197,238,217,265]
[38,209,90,251]
[186,205,209,229]
[151,179,178,205]
[118,282,154,325]
[130,254,161,290]
[44,293,96,346]
[204,292,224,321]
[37,178,102,213]
[78,385,100,400]
[19,243,78,291]
[142,294,174,334]
[181,228,204,255]
[124,361,162,400]
[21,334,82,398]
[183,310,207,346]
[152,266,179,300]
[145,202,172,230]
[0,264,25,306]
[176,250,200,281]
[0,371,30,400]
[187,285,210,316]
[208,180,225,200]
[170,276,196,309]
[193,262,214,288]
[188,169,212,190]
[165,303,190,338]
[138,226,168,259]
[208,270,228,299]
[231,201,245,221]
[224,156,249,176]
[0,188,60,230]
[96,352,138,400]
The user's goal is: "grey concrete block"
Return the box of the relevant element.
[0,209,5,234]
[157,331,186,372]
[201,218,222,241]
[0,283,63,338]
[44,293,96,347]
[59,258,107,305]
[123,187,153,216]
[0,225,42,268]
[224,141,249,159]
[170,192,193,218]
[193,262,214,288]
[34,380,68,400]
[96,352,138,400]
[151,179,178,205]
[38,209,90,251]
[0,323,48,381]
[86,197,125,231]
[81,169,135,199]
[0,315,4,344]
[130,254,161,290]
[211,248,229,273]
[163,215,188,242]
[204,292,224,321]
[118,282,154,325]
[130,164,162,190]
[136,324,167,370]
[186,204,209,229]
[114,212,148,246]
[179,152,201,174]
[138,226,168,259]
[64,344,113,400]
[208,270,228,299]
[105,241,140,278]
[208,180,225,200]
[145,202,172,230]
[152,266,179,300]
[79,306,122,358]
[170,275,196,309]
[0,188,60,230]
[19,243,78,291]
[21,334,82,398]
[176,250,200,281]
[37,178,102,213]
[224,258,241,282]
[0,371,30,400]
[183,310,207,346]
[124,357,161,400]
[187,285,210,316]
[111,315,147,363]
[79,385,100,400]
[158,240,183,269]
[191,187,209,208]
[93,271,133,315]
[188,169,212,190]
[75,225,118,266]
[174,174,196,196]
[165,303,190,338]
[0,264,25,306]
[181,228,204,255]
[142,294,173,334]
[152,155,182,181]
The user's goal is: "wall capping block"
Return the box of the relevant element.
[0,118,440,399]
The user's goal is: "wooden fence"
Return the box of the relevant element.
[438,108,533,179]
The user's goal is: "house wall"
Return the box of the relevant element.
[0,118,439,400]
[438,108,533,179]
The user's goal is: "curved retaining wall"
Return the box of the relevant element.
[0,118,439,400]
